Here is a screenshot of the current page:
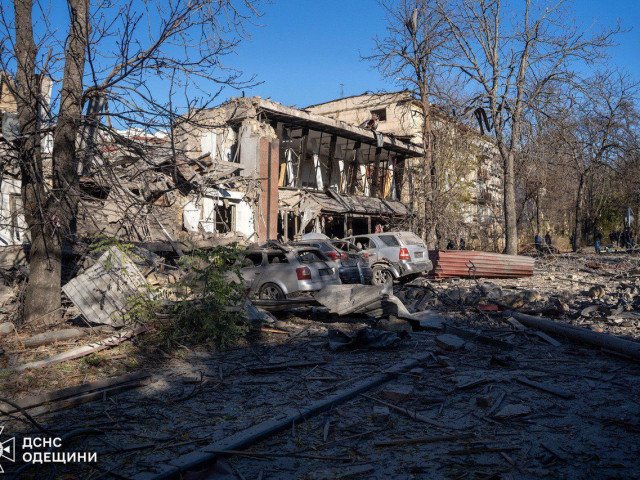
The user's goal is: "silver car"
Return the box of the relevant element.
[237,245,341,299]
[291,240,373,284]
[342,231,432,285]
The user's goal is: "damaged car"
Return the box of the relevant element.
[235,244,341,299]
[342,232,432,286]
[290,239,373,284]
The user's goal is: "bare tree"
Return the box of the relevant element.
[541,71,639,250]
[364,0,479,248]
[1,0,262,324]
[438,0,620,254]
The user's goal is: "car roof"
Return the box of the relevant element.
[244,246,322,254]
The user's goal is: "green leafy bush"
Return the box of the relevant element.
[156,244,248,349]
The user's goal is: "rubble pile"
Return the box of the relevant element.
[1,252,640,478]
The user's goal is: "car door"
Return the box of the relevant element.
[240,252,266,291]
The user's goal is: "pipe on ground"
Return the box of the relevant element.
[505,310,640,360]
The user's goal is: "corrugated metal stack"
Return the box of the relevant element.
[428,250,535,279]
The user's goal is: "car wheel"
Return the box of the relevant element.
[259,283,285,300]
[371,266,393,286]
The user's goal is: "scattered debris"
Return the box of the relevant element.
[13,324,149,370]
[494,403,532,418]
[327,328,402,351]
[435,334,465,351]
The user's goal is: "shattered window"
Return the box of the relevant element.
[244,253,264,267]
[215,204,235,233]
[354,237,374,250]
[396,232,423,245]
[267,253,288,264]
[297,251,323,264]
[378,235,400,247]
[371,108,387,122]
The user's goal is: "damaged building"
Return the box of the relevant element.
[305,92,505,250]
[176,96,425,241]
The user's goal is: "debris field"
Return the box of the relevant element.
[2,252,640,479]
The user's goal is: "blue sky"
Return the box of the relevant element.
[33,0,640,111]
[229,0,640,108]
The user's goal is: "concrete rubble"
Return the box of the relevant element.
[0,252,639,478]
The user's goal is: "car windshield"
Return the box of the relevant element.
[397,232,424,245]
[377,235,400,247]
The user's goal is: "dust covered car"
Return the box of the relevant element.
[234,244,341,299]
[342,232,432,285]
[290,239,373,284]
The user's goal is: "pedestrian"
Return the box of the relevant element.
[459,237,466,250]
[544,231,552,252]
[446,239,456,250]
[628,229,634,248]
[570,232,576,252]
[534,232,543,252]
[620,228,628,249]
[374,223,383,233]
[594,228,603,254]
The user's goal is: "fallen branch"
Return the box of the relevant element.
[360,393,450,429]
[12,324,150,371]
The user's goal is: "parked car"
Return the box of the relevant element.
[330,239,379,265]
[342,231,432,285]
[290,239,373,284]
[233,245,341,299]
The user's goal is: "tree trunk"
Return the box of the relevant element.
[15,0,89,325]
[503,151,518,255]
[573,173,585,252]
[13,0,59,325]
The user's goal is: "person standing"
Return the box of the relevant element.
[534,232,543,252]
[544,231,552,252]
[594,228,603,254]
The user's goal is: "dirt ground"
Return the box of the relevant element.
[2,252,640,479]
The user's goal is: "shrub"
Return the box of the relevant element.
[155,244,248,349]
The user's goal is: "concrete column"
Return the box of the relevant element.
[258,137,280,240]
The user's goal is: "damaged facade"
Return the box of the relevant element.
[306,92,505,250]
[1,88,501,253]
[176,96,424,242]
